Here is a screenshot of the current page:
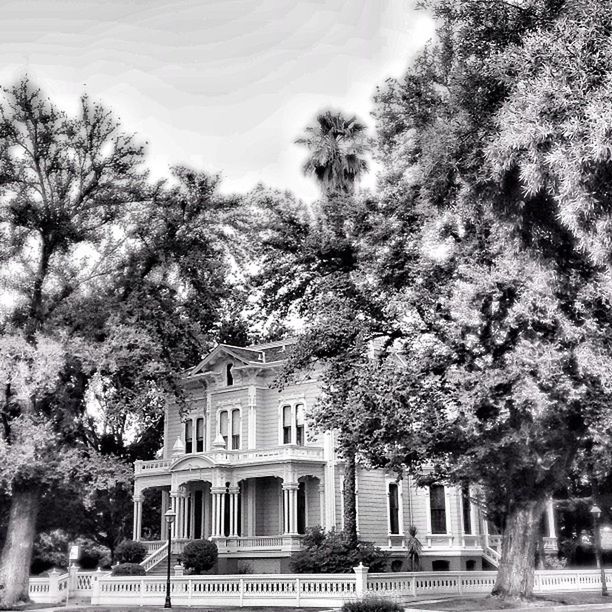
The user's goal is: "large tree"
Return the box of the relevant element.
[345,0,612,599]
[0,80,246,606]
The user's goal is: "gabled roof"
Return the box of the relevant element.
[187,344,264,377]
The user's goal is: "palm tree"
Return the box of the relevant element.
[296,110,370,196]
[406,525,422,571]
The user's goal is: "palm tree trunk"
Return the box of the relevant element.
[343,448,358,546]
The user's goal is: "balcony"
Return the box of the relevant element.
[135,445,325,476]
[169,535,304,555]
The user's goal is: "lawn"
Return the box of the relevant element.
[408,592,612,610]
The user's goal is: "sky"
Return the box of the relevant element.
[0,0,435,202]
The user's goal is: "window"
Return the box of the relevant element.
[388,483,400,534]
[218,408,240,450]
[185,420,193,454]
[295,404,305,446]
[226,363,234,386]
[196,417,204,453]
[462,484,472,535]
[430,485,447,534]
[220,411,229,448]
[432,560,450,572]
[282,405,292,444]
[231,409,240,450]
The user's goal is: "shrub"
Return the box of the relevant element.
[182,539,218,574]
[112,562,146,576]
[290,527,388,574]
[115,540,147,564]
[342,597,402,612]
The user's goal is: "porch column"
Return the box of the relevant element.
[282,482,298,535]
[229,486,240,537]
[132,496,143,541]
[181,491,189,539]
[211,487,226,536]
[170,491,178,539]
[161,490,169,540]
[547,499,556,539]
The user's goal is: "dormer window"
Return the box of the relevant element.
[226,363,234,386]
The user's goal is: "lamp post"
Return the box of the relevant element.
[590,505,608,597]
[164,509,176,608]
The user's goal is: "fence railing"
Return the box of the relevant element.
[30,566,612,606]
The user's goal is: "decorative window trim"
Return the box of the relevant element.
[216,405,242,450]
[426,484,450,535]
[277,399,308,446]
[183,413,206,454]
[386,477,404,536]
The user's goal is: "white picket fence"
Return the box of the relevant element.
[29,566,612,607]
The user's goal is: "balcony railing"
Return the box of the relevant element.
[170,535,304,555]
[135,445,324,475]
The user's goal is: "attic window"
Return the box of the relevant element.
[226,363,234,386]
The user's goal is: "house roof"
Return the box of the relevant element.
[186,338,297,377]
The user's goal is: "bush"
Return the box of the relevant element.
[182,539,218,574]
[342,597,402,612]
[115,540,147,564]
[111,562,146,576]
[290,527,388,574]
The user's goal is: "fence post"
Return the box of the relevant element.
[68,563,78,595]
[353,562,369,599]
[296,577,301,607]
[410,575,417,597]
[458,573,463,595]
[240,578,244,607]
[91,567,102,605]
[48,568,60,603]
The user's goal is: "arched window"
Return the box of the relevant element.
[196,417,204,453]
[282,405,292,444]
[185,420,193,454]
[295,404,305,446]
[220,411,229,448]
[231,409,240,449]
[226,363,234,386]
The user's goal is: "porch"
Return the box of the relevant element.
[134,474,322,558]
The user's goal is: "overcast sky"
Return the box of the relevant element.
[0,0,434,202]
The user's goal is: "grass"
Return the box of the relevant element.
[411,591,612,610]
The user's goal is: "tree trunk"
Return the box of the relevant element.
[343,448,358,545]
[0,485,41,607]
[492,498,547,599]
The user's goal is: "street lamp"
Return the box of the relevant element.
[164,509,177,609]
[590,505,608,597]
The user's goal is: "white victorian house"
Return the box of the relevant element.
[132,338,558,574]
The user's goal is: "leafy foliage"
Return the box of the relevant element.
[290,527,388,574]
[114,540,147,564]
[182,539,218,574]
[111,562,146,576]
[341,598,402,612]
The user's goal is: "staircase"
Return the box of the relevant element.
[147,552,181,575]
